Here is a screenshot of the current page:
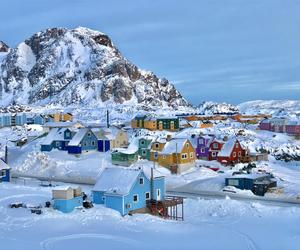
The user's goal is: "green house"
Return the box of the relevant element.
[156,117,179,131]
[111,149,138,166]
[138,137,153,160]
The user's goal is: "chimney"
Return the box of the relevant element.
[223,136,229,142]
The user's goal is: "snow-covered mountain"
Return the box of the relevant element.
[238,100,300,117]
[0,27,189,108]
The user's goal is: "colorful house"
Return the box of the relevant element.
[92,167,165,216]
[138,136,154,160]
[144,116,157,130]
[156,117,179,131]
[131,115,147,129]
[0,159,10,182]
[150,138,167,162]
[111,139,139,166]
[11,113,27,126]
[97,127,129,150]
[40,128,74,151]
[27,114,45,125]
[196,135,214,159]
[208,138,225,161]
[49,112,73,123]
[217,139,245,165]
[52,186,83,213]
[0,114,12,127]
[286,120,300,135]
[158,138,195,174]
[67,128,98,154]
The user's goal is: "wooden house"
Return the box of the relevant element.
[144,116,157,130]
[158,138,195,174]
[42,121,83,133]
[149,138,167,162]
[196,135,214,160]
[11,113,27,126]
[67,128,98,154]
[0,159,10,182]
[49,112,73,123]
[97,127,129,151]
[217,139,245,165]
[111,139,139,166]
[138,136,154,160]
[286,120,300,135]
[27,114,45,125]
[41,128,74,151]
[92,167,165,216]
[156,117,179,131]
[131,115,147,129]
[208,138,225,161]
[52,186,83,213]
[225,173,276,196]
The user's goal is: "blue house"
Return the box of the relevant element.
[0,114,12,127]
[52,186,83,213]
[41,128,74,151]
[27,114,45,125]
[13,113,27,126]
[92,167,165,216]
[0,159,11,182]
[68,128,98,154]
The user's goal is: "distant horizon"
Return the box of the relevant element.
[1,0,300,105]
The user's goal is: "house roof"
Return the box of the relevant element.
[287,120,300,125]
[112,137,138,154]
[218,138,238,157]
[227,173,271,180]
[68,128,93,146]
[43,121,76,128]
[0,159,10,170]
[93,167,142,195]
[41,128,71,145]
[160,138,190,154]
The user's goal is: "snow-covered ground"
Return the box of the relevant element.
[1,181,300,250]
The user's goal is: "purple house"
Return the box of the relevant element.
[196,135,214,160]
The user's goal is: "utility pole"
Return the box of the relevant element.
[106,110,110,128]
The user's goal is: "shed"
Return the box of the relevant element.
[0,159,11,182]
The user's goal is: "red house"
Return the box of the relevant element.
[286,120,300,135]
[259,119,271,131]
[208,139,224,161]
[217,139,244,165]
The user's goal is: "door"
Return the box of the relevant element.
[105,140,110,151]
[98,140,104,152]
[156,189,161,201]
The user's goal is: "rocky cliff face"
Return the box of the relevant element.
[0,41,9,52]
[0,27,189,108]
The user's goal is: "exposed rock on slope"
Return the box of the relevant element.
[0,27,189,108]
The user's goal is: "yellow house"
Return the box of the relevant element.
[50,112,73,122]
[150,138,167,161]
[98,127,129,149]
[144,117,157,130]
[158,138,195,174]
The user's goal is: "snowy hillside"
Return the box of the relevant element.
[0,27,188,109]
[238,100,300,117]
[197,101,239,115]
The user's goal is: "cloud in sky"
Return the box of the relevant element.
[1,0,300,104]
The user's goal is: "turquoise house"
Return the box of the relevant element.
[138,137,153,160]
[67,128,98,154]
[0,114,12,127]
[92,167,165,216]
[52,186,83,213]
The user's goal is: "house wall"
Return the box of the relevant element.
[92,191,105,204]
[208,141,224,160]
[196,137,211,159]
[98,140,111,152]
[105,195,125,215]
[53,196,83,213]
[144,120,157,130]
[0,169,10,182]
[111,152,138,166]
[217,141,244,164]
[67,146,82,154]
[41,144,53,152]
[113,131,128,148]
[81,131,98,152]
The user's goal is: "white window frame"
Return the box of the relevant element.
[235,142,239,148]
[213,143,218,149]
[233,152,236,157]
[141,140,145,145]
[238,151,241,157]
[201,148,205,153]
[212,152,216,157]
[190,152,194,158]
[186,143,189,148]
[91,141,95,146]
[133,194,139,203]
[87,132,91,137]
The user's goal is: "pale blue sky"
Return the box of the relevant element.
[1,0,300,104]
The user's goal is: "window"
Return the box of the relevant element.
[56,141,60,147]
[181,153,187,159]
[91,141,95,146]
[133,194,139,203]
[102,197,106,201]
[228,179,239,186]
[233,152,236,157]
[201,148,205,153]
[145,192,150,200]
[83,142,87,146]
[190,152,194,158]
[87,132,91,137]
[0,170,6,177]
[235,142,239,148]
[198,139,204,144]
[157,189,160,197]
[238,151,241,157]
[65,132,70,137]
[155,143,159,149]
[186,143,189,148]
[212,152,216,157]
[213,143,218,149]
[163,155,166,159]
[139,177,144,185]
[141,140,145,145]
[142,150,146,155]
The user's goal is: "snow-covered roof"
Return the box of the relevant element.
[41,128,71,145]
[93,167,142,195]
[0,159,10,170]
[160,138,190,154]
[218,138,238,157]
[68,128,92,146]
[287,120,300,125]
[113,137,138,154]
